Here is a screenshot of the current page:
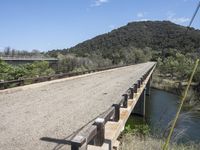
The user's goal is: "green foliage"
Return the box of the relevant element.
[0,60,55,81]
[125,124,150,135]
[57,53,112,73]
[156,51,200,105]
[158,52,196,80]
[124,116,150,136]
[0,59,16,80]
[27,61,55,77]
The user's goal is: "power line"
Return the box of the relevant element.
[181,1,200,52]
[188,1,200,28]
[185,1,200,35]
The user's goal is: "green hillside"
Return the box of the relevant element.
[48,21,200,64]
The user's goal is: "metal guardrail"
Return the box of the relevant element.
[69,64,156,150]
[0,63,134,90]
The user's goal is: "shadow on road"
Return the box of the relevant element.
[40,136,72,150]
[40,137,71,145]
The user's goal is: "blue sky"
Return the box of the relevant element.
[0,0,199,51]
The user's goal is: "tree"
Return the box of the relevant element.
[0,59,15,80]
[4,47,11,56]
[0,60,55,81]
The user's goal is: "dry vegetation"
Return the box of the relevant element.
[119,133,199,150]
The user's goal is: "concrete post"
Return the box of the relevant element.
[113,104,120,122]
[94,118,105,146]
[129,87,134,99]
[132,89,146,117]
[122,94,128,108]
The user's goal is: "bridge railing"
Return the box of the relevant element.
[0,63,140,90]
[69,64,156,150]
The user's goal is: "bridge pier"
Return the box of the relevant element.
[146,78,151,96]
[132,88,146,117]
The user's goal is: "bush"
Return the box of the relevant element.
[158,52,195,80]
[124,116,150,136]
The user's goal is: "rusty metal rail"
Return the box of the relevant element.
[69,64,156,150]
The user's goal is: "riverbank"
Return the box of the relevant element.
[151,72,179,94]
[151,71,200,109]
[119,133,200,150]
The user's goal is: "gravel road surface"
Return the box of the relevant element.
[0,62,155,150]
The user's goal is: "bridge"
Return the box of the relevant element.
[0,57,58,68]
[0,62,156,150]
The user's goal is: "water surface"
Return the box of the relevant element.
[146,89,200,143]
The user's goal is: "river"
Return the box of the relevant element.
[145,88,200,143]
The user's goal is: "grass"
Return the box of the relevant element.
[119,116,200,150]
[119,133,200,150]
[123,116,150,136]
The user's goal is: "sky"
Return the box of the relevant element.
[0,0,199,51]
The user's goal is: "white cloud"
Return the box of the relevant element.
[137,12,144,18]
[91,0,109,7]
[167,11,189,24]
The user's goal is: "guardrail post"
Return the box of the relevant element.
[71,136,87,150]
[141,75,145,83]
[122,94,128,108]
[140,77,143,84]
[134,83,138,93]
[137,80,141,88]
[144,73,147,79]
[129,87,134,99]
[112,104,120,122]
[93,118,105,146]
[20,80,24,86]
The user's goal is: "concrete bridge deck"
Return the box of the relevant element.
[0,62,155,150]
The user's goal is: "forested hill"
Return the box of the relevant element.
[48,21,200,59]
